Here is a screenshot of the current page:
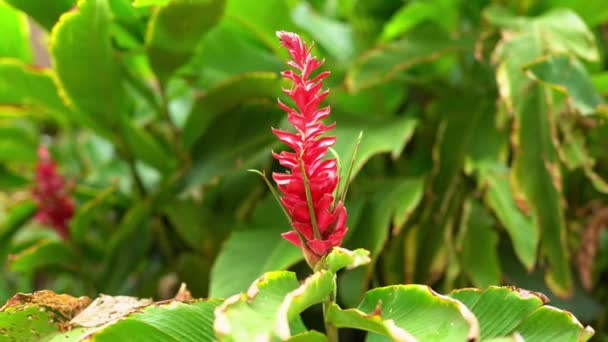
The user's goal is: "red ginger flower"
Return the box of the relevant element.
[32,145,74,239]
[273,31,348,260]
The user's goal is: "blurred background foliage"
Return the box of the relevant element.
[1,0,608,338]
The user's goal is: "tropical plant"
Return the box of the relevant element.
[1,0,607,340]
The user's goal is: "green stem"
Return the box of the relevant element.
[299,158,321,240]
[158,84,189,165]
[323,296,339,342]
[248,169,292,226]
[339,131,363,204]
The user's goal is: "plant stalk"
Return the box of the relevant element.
[299,158,321,240]
[323,296,338,342]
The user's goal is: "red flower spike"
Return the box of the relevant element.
[273,31,348,262]
[32,145,74,239]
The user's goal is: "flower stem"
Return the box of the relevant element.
[299,158,321,240]
[339,131,363,204]
[323,296,338,341]
[248,169,292,225]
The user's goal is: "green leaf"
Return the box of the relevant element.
[4,0,75,31]
[0,60,73,122]
[534,9,599,62]
[558,121,608,194]
[0,2,32,62]
[215,270,334,340]
[327,285,479,341]
[210,197,302,298]
[339,178,424,307]
[512,86,572,296]
[291,2,354,63]
[99,201,153,293]
[346,26,472,92]
[133,0,170,6]
[8,240,77,273]
[332,114,417,184]
[346,178,424,257]
[145,0,226,81]
[186,101,281,187]
[514,306,594,342]
[324,247,370,273]
[210,228,303,298]
[75,299,222,341]
[0,290,91,341]
[547,0,608,27]
[479,164,538,270]
[224,0,298,49]
[189,20,282,86]
[50,0,127,130]
[287,330,329,342]
[183,72,280,147]
[457,199,500,288]
[485,6,599,62]
[0,289,222,341]
[118,118,176,173]
[524,55,604,115]
[69,186,116,244]
[0,124,38,163]
[0,200,36,254]
[449,287,595,341]
[415,92,495,283]
[494,23,573,296]
[379,0,458,42]
[449,287,545,340]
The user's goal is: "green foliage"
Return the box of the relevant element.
[1,0,608,339]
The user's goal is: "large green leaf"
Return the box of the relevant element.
[183,72,280,147]
[512,85,571,296]
[0,290,91,341]
[210,228,303,298]
[210,196,302,298]
[0,200,36,255]
[118,118,177,173]
[479,164,538,270]
[449,287,595,341]
[524,55,604,115]
[214,270,333,341]
[346,26,472,92]
[415,93,496,283]
[145,0,226,81]
[99,201,153,293]
[291,2,354,63]
[332,114,417,184]
[514,306,595,341]
[457,199,500,288]
[0,2,31,62]
[0,124,38,163]
[4,0,75,31]
[0,60,73,122]
[50,0,127,129]
[8,240,78,273]
[224,0,298,49]
[185,101,281,187]
[558,120,608,194]
[340,178,424,307]
[379,0,458,42]
[485,7,599,62]
[0,290,221,341]
[72,299,222,341]
[189,20,282,86]
[327,285,479,341]
[497,31,572,296]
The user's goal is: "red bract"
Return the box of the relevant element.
[273,31,347,261]
[32,146,74,239]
